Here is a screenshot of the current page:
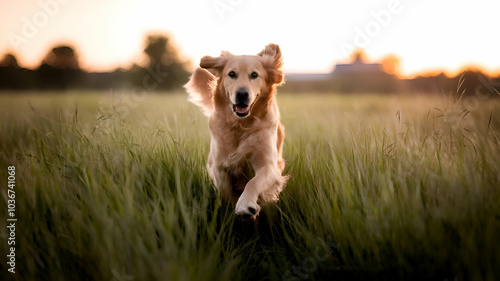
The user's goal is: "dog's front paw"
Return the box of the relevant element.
[235,195,260,221]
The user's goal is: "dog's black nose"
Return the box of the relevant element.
[235,88,249,105]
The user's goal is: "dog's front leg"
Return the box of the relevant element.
[212,165,235,203]
[208,153,234,204]
[234,165,282,220]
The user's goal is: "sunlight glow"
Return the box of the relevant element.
[1,0,499,77]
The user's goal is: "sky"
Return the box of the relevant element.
[1,0,499,77]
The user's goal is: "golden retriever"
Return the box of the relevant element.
[184,43,288,220]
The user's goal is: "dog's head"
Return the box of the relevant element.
[200,44,284,118]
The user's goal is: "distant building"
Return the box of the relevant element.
[328,52,399,93]
[283,51,400,93]
[332,53,385,76]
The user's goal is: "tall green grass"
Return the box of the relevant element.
[1,91,499,280]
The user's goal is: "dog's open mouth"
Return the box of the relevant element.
[233,104,250,118]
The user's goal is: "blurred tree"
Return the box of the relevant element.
[0,53,37,89]
[0,53,20,68]
[140,34,190,90]
[144,35,167,68]
[41,46,79,69]
[37,45,82,89]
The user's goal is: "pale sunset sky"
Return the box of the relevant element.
[1,0,499,77]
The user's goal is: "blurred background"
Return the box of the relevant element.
[0,0,499,95]
[2,2,500,280]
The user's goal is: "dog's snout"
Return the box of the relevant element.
[235,88,249,105]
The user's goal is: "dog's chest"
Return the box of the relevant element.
[210,129,255,167]
[214,135,251,165]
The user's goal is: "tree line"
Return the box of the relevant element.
[0,34,190,91]
[0,35,498,96]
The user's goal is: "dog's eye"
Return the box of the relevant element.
[251,72,258,79]
[228,71,236,78]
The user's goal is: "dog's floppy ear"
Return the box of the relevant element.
[258,43,284,85]
[200,51,232,77]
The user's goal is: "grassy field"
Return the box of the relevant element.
[1,90,499,281]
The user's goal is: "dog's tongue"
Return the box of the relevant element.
[235,105,249,114]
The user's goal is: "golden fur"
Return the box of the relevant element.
[185,44,288,220]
